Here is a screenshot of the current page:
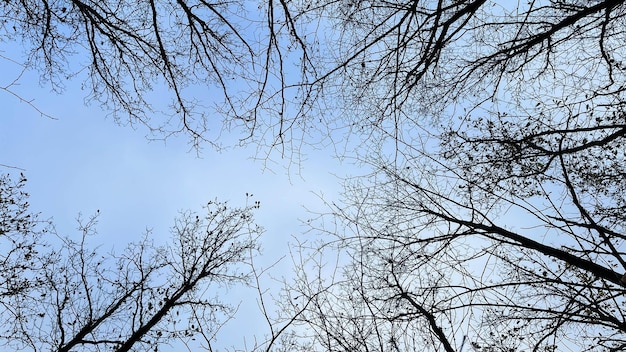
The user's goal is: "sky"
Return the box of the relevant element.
[0,45,347,349]
[0,4,599,351]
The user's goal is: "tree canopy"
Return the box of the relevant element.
[3,0,626,351]
[0,177,261,351]
[275,1,626,351]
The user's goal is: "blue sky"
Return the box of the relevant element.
[0,46,346,349]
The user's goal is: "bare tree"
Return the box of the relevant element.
[273,1,626,155]
[0,173,51,299]
[4,1,626,156]
[6,1,626,350]
[270,1,626,351]
[279,138,626,351]
[0,175,262,352]
[1,0,313,151]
